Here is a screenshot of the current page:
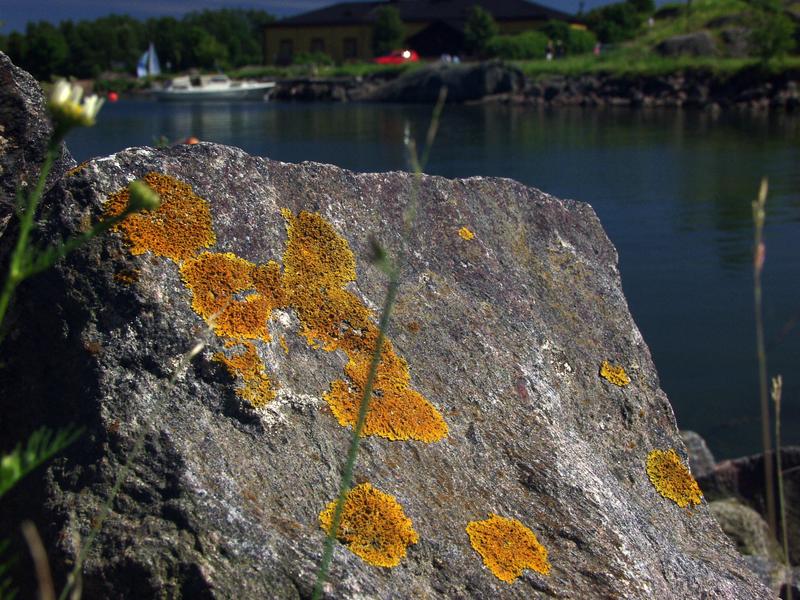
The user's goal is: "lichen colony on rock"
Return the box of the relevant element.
[466,513,551,583]
[646,448,703,508]
[319,482,419,567]
[105,175,447,441]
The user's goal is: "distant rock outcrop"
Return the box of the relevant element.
[656,31,718,57]
[353,60,524,103]
[0,54,770,599]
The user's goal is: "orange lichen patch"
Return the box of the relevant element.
[600,360,631,387]
[466,514,551,583]
[180,252,284,341]
[319,483,418,567]
[281,209,447,442]
[279,335,289,355]
[458,226,475,240]
[214,342,276,408]
[104,172,216,261]
[324,338,449,442]
[646,449,703,508]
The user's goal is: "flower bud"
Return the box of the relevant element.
[127,180,161,212]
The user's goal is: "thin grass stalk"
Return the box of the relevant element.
[311,87,447,600]
[752,177,777,537]
[772,375,792,600]
[0,143,58,328]
[311,273,399,600]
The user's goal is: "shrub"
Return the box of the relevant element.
[464,5,499,56]
[567,28,598,55]
[486,31,548,60]
[585,2,643,44]
[373,6,405,56]
[749,0,796,60]
[293,51,335,66]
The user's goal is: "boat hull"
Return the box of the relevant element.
[152,84,275,102]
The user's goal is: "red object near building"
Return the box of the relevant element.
[372,49,420,65]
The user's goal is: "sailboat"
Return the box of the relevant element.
[137,42,161,78]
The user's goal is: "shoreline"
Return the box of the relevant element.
[268,65,800,111]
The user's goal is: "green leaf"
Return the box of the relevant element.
[0,426,82,499]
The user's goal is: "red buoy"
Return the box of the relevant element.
[184,136,200,145]
[107,91,119,102]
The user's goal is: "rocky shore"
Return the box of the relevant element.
[272,62,800,111]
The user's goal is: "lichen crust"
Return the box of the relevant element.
[213,342,276,408]
[180,251,284,341]
[466,513,551,583]
[319,482,419,567]
[282,209,448,442]
[599,360,631,387]
[646,449,703,508]
[458,226,475,240]
[104,172,216,261]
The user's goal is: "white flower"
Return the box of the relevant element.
[48,79,105,128]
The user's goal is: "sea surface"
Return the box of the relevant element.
[66,99,800,459]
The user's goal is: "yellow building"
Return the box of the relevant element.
[263,0,580,64]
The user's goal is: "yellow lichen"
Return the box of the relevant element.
[466,514,551,583]
[279,335,289,355]
[646,449,703,508]
[281,209,448,442]
[319,482,418,567]
[214,342,276,408]
[600,360,631,387]
[113,268,139,285]
[180,252,284,341]
[66,161,90,177]
[458,226,475,240]
[105,172,216,261]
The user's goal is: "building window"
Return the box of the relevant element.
[311,38,325,53]
[278,39,294,64]
[343,37,358,59]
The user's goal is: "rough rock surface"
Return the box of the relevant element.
[700,447,800,565]
[655,31,718,57]
[708,498,782,559]
[0,51,73,239]
[0,141,771,599]
[354,61,524,103]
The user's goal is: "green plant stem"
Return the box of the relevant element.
[312,269,400,600]
[772,375,792,600]
[0,143,59,328]
[753,178,777,537]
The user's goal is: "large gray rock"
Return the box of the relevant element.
[656,31,718,57]
[0,142,770,599]
[355,61,524,103]
[700,447,800,565]
[0,51,73,239]
[680,430,716,479]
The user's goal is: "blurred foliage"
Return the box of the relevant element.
[749,0,797,60]
[3,9,274,80]
[373,6,405,56]
[486,31,549,60]
[464,5,499,57]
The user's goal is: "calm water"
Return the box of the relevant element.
[67,100,800,459]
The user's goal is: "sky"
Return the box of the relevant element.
[1,1,652,34]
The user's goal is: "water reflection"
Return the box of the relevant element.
[66,100,799,458]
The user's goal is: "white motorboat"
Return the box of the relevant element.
[152,74,276,101]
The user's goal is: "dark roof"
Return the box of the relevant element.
[267,0,575,27]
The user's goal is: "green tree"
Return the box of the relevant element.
[190,28,229,69]
[585,2,642,44]
[23,22,68,79]
[464,5,498,57]
[485,31,548,60]
[5,32,27,66]
[372,6,405,55]
[750,0,796,60]
[626,0,655,15]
